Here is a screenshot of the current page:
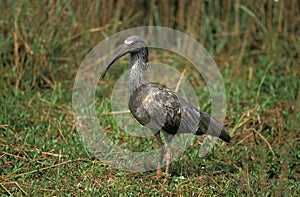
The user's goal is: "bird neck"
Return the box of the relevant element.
[128,50,149,94]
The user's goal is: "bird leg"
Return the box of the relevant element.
[152,132,164,178]
[165,142,172,175]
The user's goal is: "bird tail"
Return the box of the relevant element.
[195,111,231,142]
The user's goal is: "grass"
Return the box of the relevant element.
[1,0,300,196]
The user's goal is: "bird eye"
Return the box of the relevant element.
[124,39,133,45]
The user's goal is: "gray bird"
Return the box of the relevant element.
[101,35,231,178]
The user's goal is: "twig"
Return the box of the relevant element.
[41,151,68,158]
[236,132,254,145]
[0,125,19,138]
[0,124,9,129]
[0,183,11,195]
[104,109,130,115]
[2,152,28,160]
[15,181,27,195]
[255,62,273,104]
[4,158,87,179]
[175,67,187,92]
[278,137,300,144]
[0,181,27,195]
[253,129,275,157]
[62,22,122,43]
[58,127,65,140]
[253,129,259,145]
[0,143,69,158]
[57,149,62,177]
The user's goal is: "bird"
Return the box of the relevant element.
[100,35,231,178]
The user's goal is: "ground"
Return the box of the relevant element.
[1,1,299,196]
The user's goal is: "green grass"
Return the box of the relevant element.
[1,0,300,196]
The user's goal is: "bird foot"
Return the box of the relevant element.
[151,172,163,179]
[152,174,171,184]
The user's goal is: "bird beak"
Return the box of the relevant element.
[100,45,130,79]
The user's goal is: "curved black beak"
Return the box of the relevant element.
[100,45,130,79]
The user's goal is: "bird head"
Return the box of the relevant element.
[100,36,148,79]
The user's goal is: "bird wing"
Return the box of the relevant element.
[129,83,199,134]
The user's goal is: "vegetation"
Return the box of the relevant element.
[1,0,299,196]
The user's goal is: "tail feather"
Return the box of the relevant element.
[196,111,231,142]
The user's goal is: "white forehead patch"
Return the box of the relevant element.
[124,39,133,44]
